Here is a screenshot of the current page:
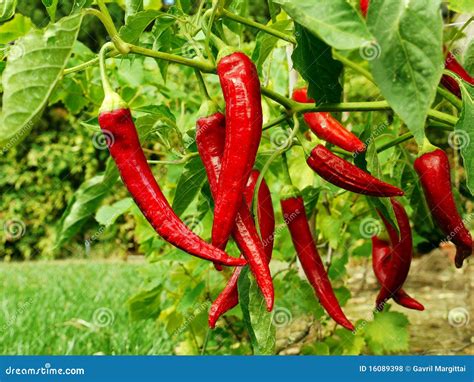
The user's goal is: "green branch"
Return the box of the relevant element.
[219,8,296,44]
[86,3,129,54]
[128,44,215,72]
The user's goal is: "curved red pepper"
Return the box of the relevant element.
[281,195,354,331]
[244,169,276,260]
[375,199,414,308]
[208,169,275,328]
[97,109,245,267]
[307,145,404,197]
[441,51,474,98]
[372,236,424,311]
[414,149,472,268]
[360,0,369,17]
[212,52,263,249]
[292,88,365,153]
[195,112,273,316]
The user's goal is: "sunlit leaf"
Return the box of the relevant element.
[367,0,444,146]
[1,13,82,150]
[274,0,372,50]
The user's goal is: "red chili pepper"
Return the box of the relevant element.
[195,111,273,316]
[244,169,275,260]
[212,52,263,250]
[307,145,404,197]
[441,51,474,98]
[360,0,369,17]
[372,236,424,311]
[374,199,415,309]
[281,193,354,331]
[292,88,365,153]
[97,107,245,267]
[208,169,275,328]
[414,149,472,268]
[376,198,413,309]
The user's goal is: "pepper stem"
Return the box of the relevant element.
[419,137,438,156]
[280,153,300,200]
[95,0,130,54]
[194,69,211,101]
[99,42,127,114]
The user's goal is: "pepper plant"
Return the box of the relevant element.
[0,0,472,355]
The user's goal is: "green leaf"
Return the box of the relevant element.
[95,198,134,227]
[367,0,444,146]
[301,342,330,355]
[0,13,32,44]
[364,310,409,354]
[127,285,163,321]
[319,212,344,249]
[125,0,144,20]
[55,159,119,248]
[0,0,16,22]
[41,0,59,22]
[464,40,474,76]
[72,0,92,13]
[172,156,207,217]
[49,76,88,114]
[120,10,164,44]
[151,15,176,81]
[301,185,320,217]
[334,328,366,355]
[447,0,474,13]
[238,267,275,355]
[251,19,291,74]
[456,83,474,195]
[273,0,372,50]
[292,24,343,104]
[0,13,82,150]
[401,161,440,242]
[177,281,205,314]
[328,248,349,280]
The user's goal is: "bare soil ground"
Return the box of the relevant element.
[277,250,473,355]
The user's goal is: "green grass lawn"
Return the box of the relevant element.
[0,260,163,355]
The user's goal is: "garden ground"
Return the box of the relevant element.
[0,251,472,355]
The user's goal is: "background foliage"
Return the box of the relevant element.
[0,0,472,355]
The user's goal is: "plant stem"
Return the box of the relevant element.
[219,9,296,44]
[427,119,454,130]
[427,109,458,126]
[99,42,115,96]
[376,132,413,153]
[263,114,289,130]
[263,87,458,126]
[89,3,130,54]
[446,16,474,56]
[128,44,215,72]
[261,87,296,109]
[293,100,392,113]
[194,69,210,101]
[63,50,119,75]
[332,50,374,82]
[436,85,462,110]
[332,50,462,110]
[148,152,199,165]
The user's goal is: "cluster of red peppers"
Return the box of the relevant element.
[96,14,472,331]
